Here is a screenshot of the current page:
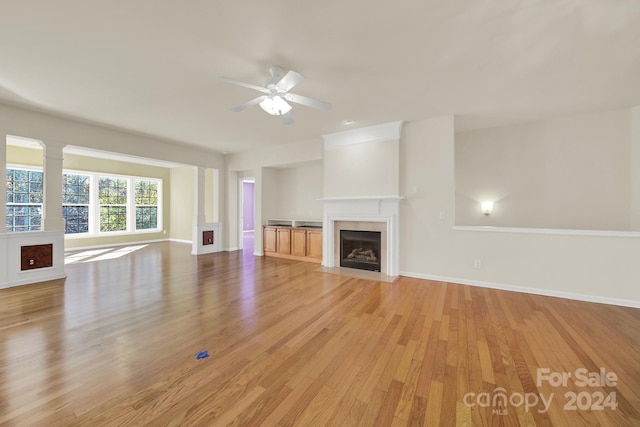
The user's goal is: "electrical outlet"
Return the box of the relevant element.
[439,211,446,220]
[474,259,482,269]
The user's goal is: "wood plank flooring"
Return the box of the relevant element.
[1,241,639,426]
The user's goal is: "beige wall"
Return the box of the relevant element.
[401,116,640,304]
[455,108,632,230]
[631,106,640,229]
[7,145,43,166]
[324,139,399,197]
[170,166,195,242]
[226,139,324,254]
[261,167,279,223]
[272,162,323,220]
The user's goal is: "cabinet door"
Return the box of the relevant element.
[291,229,307,257]
[306,230,323,260]
[276,228,291,254]
[264,227,277,253]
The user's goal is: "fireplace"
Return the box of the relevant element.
[322,196,402,277]
[340,230,382,272]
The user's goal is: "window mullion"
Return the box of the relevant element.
[127,177,133,232]
[90,173,99,235]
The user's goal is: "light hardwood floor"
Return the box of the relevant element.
[1,241,639,426]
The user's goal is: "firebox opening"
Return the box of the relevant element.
[340,230,382,272]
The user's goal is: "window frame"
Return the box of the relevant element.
[98,175,130,233]
[62,171,91,235]
[6,164,44,233]
[5,164,163,238]
[134,178,160,231]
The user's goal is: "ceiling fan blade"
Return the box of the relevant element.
[284,93,332,111]
[219,76,269,94]
[231,95,267,112]
[276,70,304,92]
[282,111,294,125]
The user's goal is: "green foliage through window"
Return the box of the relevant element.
[63,173,90,234]
[99,177,128,232]
[135,180,159,230]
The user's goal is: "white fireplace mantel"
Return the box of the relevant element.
[321,196,403,277]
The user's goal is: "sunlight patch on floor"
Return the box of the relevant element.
[65,245,148,264]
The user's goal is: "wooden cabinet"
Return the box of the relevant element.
[306,229,323,260]
[264,227,277,253]
[276,228,291,254]
[291,228,307,257]
[263,226,322,263]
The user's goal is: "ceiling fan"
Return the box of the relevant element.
[219,66,331,125]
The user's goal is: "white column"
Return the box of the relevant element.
[226,170,239,251]
[192,166,206,254]
[0,131,6,233]
[42,141,65,232]
[193,166,206,225]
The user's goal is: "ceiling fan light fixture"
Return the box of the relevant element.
[259,95,292,116]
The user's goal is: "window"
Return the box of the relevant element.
[6,168,43,232]
[6,166,162,236]
[62,173,90,234]
[98,177,128,232]
[135,179,159,230]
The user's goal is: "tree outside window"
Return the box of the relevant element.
[6,168,43,232]
[63,173,90,234]
[99,177,128,232]
[135,179,159,230]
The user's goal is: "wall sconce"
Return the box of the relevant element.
[481,201,494,215]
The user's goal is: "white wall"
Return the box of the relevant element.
[324,139,399,197]
[631,106,640,229]
[1,103,224,169]
[227,139,323,171]
[400,116,640,306]
[455,109,632,230]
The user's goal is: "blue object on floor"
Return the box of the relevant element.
[195,350,209,360]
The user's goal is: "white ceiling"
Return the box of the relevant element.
[1,1,639,154]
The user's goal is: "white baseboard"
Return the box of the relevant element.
[399,271,640,309]
[65,238,171,252]
[169,238,191,245]
[6,272,67,288]
[226,247,240,252]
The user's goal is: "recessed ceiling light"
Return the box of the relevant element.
[342,119,355,125]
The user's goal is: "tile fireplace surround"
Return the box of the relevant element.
[321,196,402,277]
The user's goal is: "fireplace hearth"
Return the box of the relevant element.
[340,230,382,272]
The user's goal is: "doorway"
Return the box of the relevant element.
[241,178,255,254]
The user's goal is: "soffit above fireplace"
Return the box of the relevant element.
[322,120,403,150]
[322,121,403,200]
